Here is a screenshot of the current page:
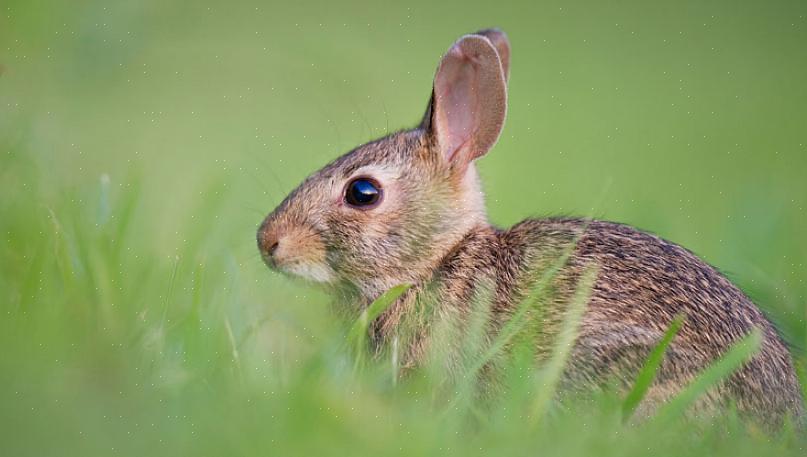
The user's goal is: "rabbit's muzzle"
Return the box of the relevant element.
[257,215,335,283]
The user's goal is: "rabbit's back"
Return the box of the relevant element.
[507,218,804,423]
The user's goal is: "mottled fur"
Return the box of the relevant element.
[257,29,804,426]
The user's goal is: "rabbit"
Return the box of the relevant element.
[257,29,804,426]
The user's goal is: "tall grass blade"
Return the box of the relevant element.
[439,282,496,411]
[653,328,763,423]
[622,314,685,421]
[457,231,587,390]
[347,283,412,370]
[529,265,598,424]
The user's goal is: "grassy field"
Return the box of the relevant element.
[2,0,807,455]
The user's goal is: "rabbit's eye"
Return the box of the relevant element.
[345,178,382,208]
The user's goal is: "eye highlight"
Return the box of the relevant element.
[344,177,382,208]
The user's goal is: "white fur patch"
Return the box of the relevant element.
[284,261,335,284]
[348,165,401,183]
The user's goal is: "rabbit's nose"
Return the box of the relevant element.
[257,223,281,264]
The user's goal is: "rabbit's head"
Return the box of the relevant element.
[258,30,510,299]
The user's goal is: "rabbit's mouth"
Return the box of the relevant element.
[258,244,335,284]
[276,259,335,284]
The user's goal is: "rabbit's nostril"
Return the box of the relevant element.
[257,224,280,259]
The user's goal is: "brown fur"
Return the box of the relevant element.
[257,29,804,426]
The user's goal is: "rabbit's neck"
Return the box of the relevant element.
[370,224,500,331]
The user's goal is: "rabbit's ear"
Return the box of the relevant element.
[474,29,510,82]
[421,34,507,171]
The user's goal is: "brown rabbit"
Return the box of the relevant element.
[257,29,804,425]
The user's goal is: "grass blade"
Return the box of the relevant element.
[653,328,763,423]
[459,230,588,385]
[529,264,598,424]
[347,283,412,369]
[443,233,587,412]
[622,314,686,420]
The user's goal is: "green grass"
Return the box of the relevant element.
[622,314,685,420]
[2,0,807,455]
[652,328,763,424]
[347,283,410,372]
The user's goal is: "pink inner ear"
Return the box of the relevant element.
[434,49,479,163]
[430,36,506,170]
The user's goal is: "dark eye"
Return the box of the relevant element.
[345,177,382,208]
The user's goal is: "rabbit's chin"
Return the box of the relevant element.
[281,261,336,284]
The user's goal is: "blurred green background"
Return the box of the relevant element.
[2,0,807,455]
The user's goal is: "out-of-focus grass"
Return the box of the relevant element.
[2,0,807,455]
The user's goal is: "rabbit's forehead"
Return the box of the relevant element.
[295,159,403,202]
[308,161,402,192]
[343,163,402,181]
[284,130,427,206]
[314,155,409,186]
[318,130,424,179]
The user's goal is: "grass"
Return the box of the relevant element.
[347,283,411,372]
[0,157,802,455]
[652,328,763,424]
[622,314,685,420]
[2,0,807,455]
